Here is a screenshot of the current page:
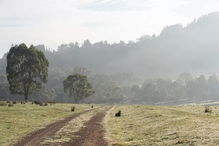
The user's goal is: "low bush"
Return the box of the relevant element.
[8,103,14,107]
[204,106,212,113]
[33,100,43,105]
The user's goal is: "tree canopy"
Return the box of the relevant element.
[63,74,94,103]
[6,43,49,101]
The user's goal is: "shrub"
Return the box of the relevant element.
[91,105,94,108]
[34,100,43,105]
[115,110,121,117]
[12,101,16,104]
[204,106,212,113]
[44,103,48,106]
[71,106,75,112]
[8,103,14,107]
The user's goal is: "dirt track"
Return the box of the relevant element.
[61,107,111,146]
[14,107,111,146]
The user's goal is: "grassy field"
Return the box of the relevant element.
[0,102,91,146]
[3,102,219,146]
[105,105,219,146]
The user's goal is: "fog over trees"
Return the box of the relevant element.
[1,12,219,104]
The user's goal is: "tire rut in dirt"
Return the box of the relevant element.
[15,109,93,146]
[61,107,111,146]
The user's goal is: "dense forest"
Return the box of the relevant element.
[1,12,219,104]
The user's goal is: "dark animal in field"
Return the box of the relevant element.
[115,110,121,117]
[71,106,75,112]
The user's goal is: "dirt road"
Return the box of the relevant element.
[14,107,111,146]
[61,107,111,146]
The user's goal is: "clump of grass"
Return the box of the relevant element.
[204,106,212,113]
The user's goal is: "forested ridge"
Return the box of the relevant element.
[1,12,219,104]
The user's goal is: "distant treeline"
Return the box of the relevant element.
[125,73,219,105]
[1,13,219,104]
[1,70,219,104]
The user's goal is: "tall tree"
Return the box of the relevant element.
[6,43,49,101]
[63,74,94,103]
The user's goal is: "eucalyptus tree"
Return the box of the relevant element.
[6,43,49,101]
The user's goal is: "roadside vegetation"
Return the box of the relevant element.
[105,105,219,146]
[0,102,90,146]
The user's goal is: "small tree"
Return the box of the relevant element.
[6,43,49,101]
[63,74,94,103]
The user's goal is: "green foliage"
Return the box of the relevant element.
[6,43,49,101]
[63,74,94,103]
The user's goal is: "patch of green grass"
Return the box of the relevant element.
[0,102,90,146]
[105,105,219,146]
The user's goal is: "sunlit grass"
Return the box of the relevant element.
[105,105,219,146]
[0,102,90,146]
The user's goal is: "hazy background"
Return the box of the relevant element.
[1,0,219,56]
[1,0,219,104]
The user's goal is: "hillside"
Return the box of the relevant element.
[1,13,219,104]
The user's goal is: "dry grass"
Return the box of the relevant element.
[0,102,91,146]
[105,105,219,146]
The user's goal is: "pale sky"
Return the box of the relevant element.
[0,0,219,56]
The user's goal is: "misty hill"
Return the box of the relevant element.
[1,12,219,77]
[40,12,219,78]
[1,12,219,104]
